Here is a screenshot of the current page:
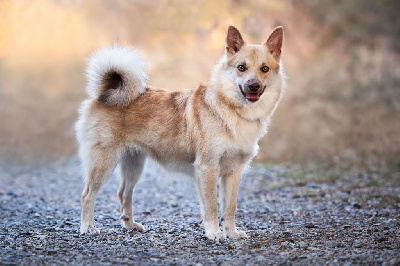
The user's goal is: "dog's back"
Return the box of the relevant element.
[76,25,285,241]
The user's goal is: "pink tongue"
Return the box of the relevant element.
[248,94,259,101]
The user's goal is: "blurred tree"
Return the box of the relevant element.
[301,0,400,53]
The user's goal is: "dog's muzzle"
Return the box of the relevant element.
[239,79,265,102]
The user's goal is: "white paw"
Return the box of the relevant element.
[205,229,226,242]
[80,225,100,235]
[123,221,145,232]
[120,215,145,232]
[226,229,248,239]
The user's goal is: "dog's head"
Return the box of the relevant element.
[212,26,284,105]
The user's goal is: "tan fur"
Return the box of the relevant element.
[76,25,286,241]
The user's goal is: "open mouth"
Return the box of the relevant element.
[239,85,260,102]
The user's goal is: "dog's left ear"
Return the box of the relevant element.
[266,26,284,60]
[226,25,245,55]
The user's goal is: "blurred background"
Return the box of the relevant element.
[0,0,399,179]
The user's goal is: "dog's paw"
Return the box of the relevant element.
[226,229,248,239]
[123,221,145,232]
[205,230,226,242]
[80,225,100,235]
[121,215,145,232]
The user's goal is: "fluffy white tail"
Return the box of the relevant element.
[86,45,148,107]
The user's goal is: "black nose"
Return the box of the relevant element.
[247,79,261,92]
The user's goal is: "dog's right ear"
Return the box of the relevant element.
[226,25,245,55]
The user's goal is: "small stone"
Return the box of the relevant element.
[304,223,316,228]
[298,242,308,248]
[307,183,320,189]
[7,191,17,197]
[47,250,57,255]
[353,241,362,248]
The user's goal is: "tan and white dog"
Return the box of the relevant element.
[76,25,285,241]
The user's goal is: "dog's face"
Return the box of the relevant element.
[215,26,284,105]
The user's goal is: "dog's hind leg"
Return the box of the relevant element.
[80,147,119,235]
[117,149,146,232]
[219,166,248,239]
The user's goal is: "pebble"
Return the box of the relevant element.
[47,250,57,255]
[353,241,362,248]
[298,242,308,248]
[0,157,398,265]
[304,223,316,228]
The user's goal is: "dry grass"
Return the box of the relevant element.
[0,0,399,172]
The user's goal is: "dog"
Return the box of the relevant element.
[76,25,285,241]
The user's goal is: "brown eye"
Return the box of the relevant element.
[261,66,269,73]
[237,65,246,72]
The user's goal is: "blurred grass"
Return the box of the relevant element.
[260,154,400,188]
[0,0,399,179]
[292,157,400,187]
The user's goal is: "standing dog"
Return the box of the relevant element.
[76,25,285,241]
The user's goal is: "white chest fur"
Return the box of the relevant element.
[217,118,264,177]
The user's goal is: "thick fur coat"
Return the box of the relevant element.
[76,26,285,241]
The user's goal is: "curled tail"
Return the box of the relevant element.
[86,45,148,107]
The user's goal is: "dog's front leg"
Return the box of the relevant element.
[195,165,225,241]
[220,167,248,239]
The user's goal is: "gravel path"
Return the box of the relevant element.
[0,158,399,265]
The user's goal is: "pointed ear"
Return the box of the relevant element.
[265,26,283,60]
[226,25,245,55]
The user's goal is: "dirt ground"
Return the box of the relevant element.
[0,158,399,265]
